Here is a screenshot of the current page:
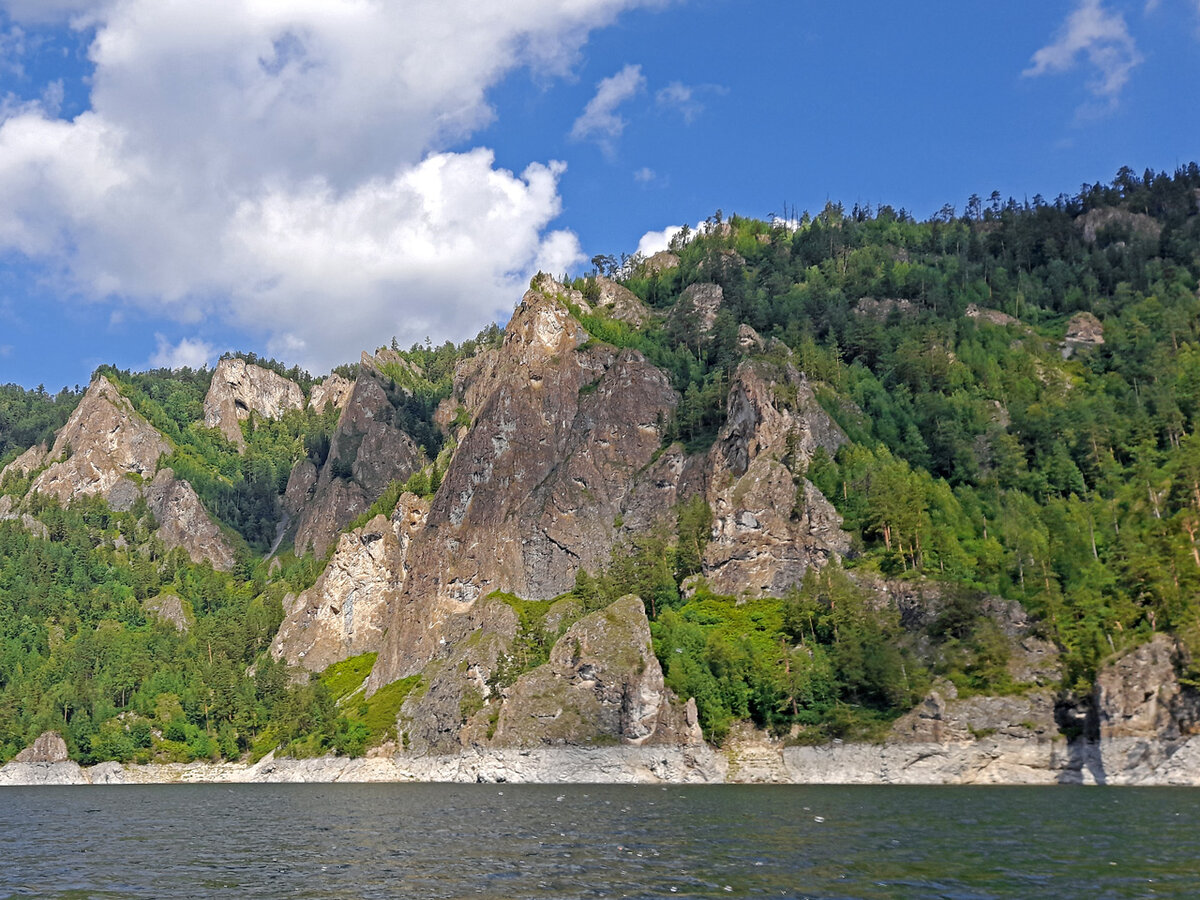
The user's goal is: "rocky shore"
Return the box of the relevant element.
[5,734,1200,787]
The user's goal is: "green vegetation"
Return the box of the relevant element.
[2,163,1200,761]
[0,383,83,467]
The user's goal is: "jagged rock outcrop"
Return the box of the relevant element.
[1078,206,1162,244]
[642,250,680,275]
[367,279,678,691]
[0,443,47,483]
[14,375,235,569]
[309,374,354,412]
[592,276,652,327]
[144,592,192,632]
[203,357,304,448]
[1065,311,1104,346]
[464,596,700,750]
[701,355,850,596]
[669,283,723,336]
[965,303,1019,326]
[274,494,429,672]
[29,375,170,509]
[143,468,237,569]
[291,375,425,558]
[854,297,921,320]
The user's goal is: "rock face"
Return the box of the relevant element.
[144,468,237,569]
[309,373,355,412]
[701,355,850,596]
[367,278,678,691]
[16,375,235,569]
[1065,311,1104,346]
[1078,206,1162,244]
[466,596,698,749]
[592,277,652,327]
[13,731,70,763]
[965,303,1019,326]
[854,297,921,320]
[0,443,48,483]
[291,374,425,558]
[642,250,680,275]
[274,494,429,673]
[203,357,304,448]
[785,636,1200,786]
[670,282,724,336]
[144,592,192,632]
[29,375,170,509]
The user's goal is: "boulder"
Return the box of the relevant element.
[14,731,70,762]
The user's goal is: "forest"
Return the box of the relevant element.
[1,163,1198,761]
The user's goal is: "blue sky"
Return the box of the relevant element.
[0,0,1196,390]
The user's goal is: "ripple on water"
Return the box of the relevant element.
[1,784,1198,899]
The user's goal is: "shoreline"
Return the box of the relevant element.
[4,733,1200,786]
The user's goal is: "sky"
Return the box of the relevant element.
[0,0,1196,390]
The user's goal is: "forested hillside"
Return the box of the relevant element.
[1,164,1198,765]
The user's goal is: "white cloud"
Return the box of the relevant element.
[633,166,656,183]
[1024,0,1142,107]
[150,334,214,370]
[0,0,658,371]
[569,63,645,151]
[636,224,686,256]
[0,344,11,357]
[655,81,701,123]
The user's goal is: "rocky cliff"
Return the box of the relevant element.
[13,375,236,568]
[701,352,849,596]
[289,373,425,558]
[461,595,701,750]
[203,357,305,448]
[364,278,679,692]
[783,634,1200,785]
[27,375,169,508]
[274,494,429,672]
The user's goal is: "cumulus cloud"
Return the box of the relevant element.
[636,224,686,256]
[1024,0,1142,107]
[149,334,214,370]
[569,63,645,151]
[0,0,659,371]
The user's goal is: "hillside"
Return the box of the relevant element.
[1,164,1199,782]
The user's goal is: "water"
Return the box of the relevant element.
[0,784,1197,899]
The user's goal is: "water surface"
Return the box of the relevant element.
[0,784,1196,898]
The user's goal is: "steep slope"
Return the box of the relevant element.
[288,372,425,558]
[700,349,850,596]
[365,277,678,691]
[13,375,236,568]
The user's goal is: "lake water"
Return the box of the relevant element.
[0,784,1196,898]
